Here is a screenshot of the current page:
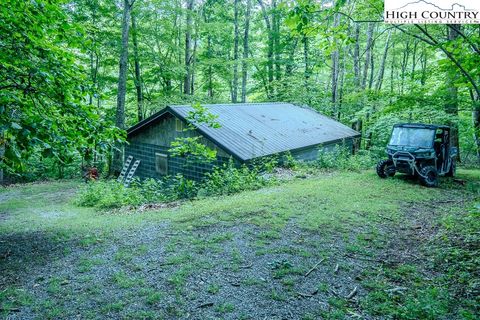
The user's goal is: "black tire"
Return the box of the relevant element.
[376,159,396,178]
[445,159,456,177]
[419,166,438,187]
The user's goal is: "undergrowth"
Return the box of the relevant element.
[76,159,276,209]
[360,177,480,319]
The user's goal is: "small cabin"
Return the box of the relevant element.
[126,102,360,180]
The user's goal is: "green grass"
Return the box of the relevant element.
[0,172,432,236]
[215,302,235,313]
[207,283,220,294]
[2,170,478,237]
[1,169,479,319]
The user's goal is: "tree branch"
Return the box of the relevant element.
[447,24,480,56]
[316,11,383,23]
[393,25,436,46]
[415,24,480,96]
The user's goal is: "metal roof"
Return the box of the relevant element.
[393,123,450,130]
[128,102,360,161]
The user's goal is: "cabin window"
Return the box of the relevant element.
[175,118,184,132]
[155,153,168,175]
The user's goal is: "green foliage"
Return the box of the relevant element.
[316,146,378,171]
[280,152,297,169]
[0,0,123,176]
[200,159,274,197]
[185,102,221,129]
[77,159,275,208]
[170,136,217,162]
[76,181,144,209]
[169,103,220,164]
[360,172,480,319]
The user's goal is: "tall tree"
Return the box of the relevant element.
[241,0,251,103]
[131,11,144,121]
[375,29,391,91]
[232,0,239,102]
[445,24,461,156]
[361,22,374,89]
[113,0,133,173]
[258,0,274,98]
[331,13,340,118]
[353,23,361,89]
[184,0,194,95]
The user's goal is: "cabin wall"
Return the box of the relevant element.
[126,112,357,180]
[129,113,230,157]
[125,142,231,180]
[290,139,354,162]
[126,113,233,181]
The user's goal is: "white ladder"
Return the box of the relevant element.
[123,160,141,187]
[117,155,133,183]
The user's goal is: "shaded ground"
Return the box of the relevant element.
[0,171,478,319]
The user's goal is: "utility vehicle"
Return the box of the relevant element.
[376,123,457,187]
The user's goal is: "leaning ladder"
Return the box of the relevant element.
[123,160,141,187]
[117,155,133,183]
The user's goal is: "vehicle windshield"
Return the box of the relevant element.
[389,127,434,148]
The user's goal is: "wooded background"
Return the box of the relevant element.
[1,0,479,181]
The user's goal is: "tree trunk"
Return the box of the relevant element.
[420,45,427,86]
[258,0,273,98]
[361,22,374,89]
[411,40,418,82]
[331,14,340,118]
[368,42,375,89]
[353,23,361,89]
[400,39,410,94]
[183,0,194,95]
[232,0,239,102]
[338,46,346,120]
[375,29,391,91]
[473,95,480,163]
[353,120,362,152]
[113,0,131,174]
[241,0,251,103]
[131,12,143,122]
[445,24,461,159]
[0,136,4,185]
[273,0,281,84]
[207,35,214,98]
[190,18,198,95]
[303,34,309,89]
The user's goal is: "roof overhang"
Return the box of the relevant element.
[393,123,450,130]
[127,107,172,137]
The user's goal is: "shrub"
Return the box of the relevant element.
[76,181,144,209]
[199,160,274,197]
[316,145,378,171]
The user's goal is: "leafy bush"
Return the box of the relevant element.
[76,160,275,208]
[77,147,382,210]
[199,160,274,197]
[76,181,144,209]
[316,146,378,171]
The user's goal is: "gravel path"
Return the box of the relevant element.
[1,218,377,319]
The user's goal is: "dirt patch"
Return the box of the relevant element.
[1,221,375,319]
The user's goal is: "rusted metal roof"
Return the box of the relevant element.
[128,102,360,161]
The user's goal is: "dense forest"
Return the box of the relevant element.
[1,0,479,181]
[1,2,480,318]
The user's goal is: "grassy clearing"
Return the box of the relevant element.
[0,170,456,235]
[0,169,479,319]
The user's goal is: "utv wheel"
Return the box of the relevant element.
[376,159,396,178]
[419,166,438,187]
[445,159,456,177]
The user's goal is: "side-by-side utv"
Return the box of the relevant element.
[376,123,457,187]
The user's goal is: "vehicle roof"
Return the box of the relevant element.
[393,123,450,130]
